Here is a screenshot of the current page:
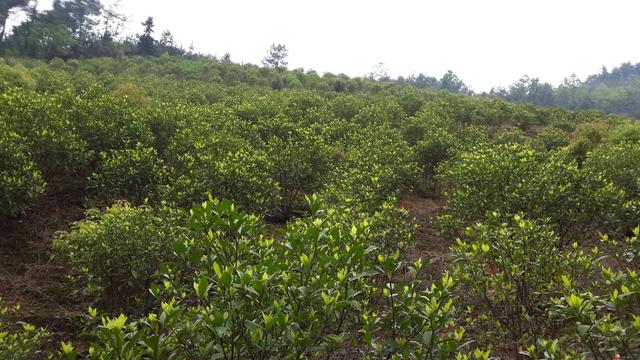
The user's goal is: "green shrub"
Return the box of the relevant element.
[65,196,480,359]
[413,127,458,195]
[530,227,640,359]
[68,94,154,153]
[324,126,418,209]
[0,62,36,90]
[451,215,597,348]
[537,126,569,150]
[264,131,332,219]
[169,148,280,215]
[607,122,640,144]
[164,115,280,214]
[492,127,532,146]
[0,302,49,360]
[0,132,46,219]
[437,143,617,241]
[0,89,90,177]
[583,142,640,233]
[566,120,610,162]
[89,144,168,204]
[584,141,640,199]
[53,202,187,313]
[450,125,489,154]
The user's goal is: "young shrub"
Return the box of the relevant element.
[413,125,457,168]
[111,82,149,104]
[607,122,640,144]
[324,125,418,210]
[584,141,640,199]
[89,144,168,205]
[0,302,49,360]
[450,125,489,154]
[31,66,72,93]
[400,109,453,146]
[411,116,459,195]
[583,142,640,233]
[0,89,91,177]
[0,62,36,90]
[165,115,279,214]
[264,131,332,219]
[70,196,482,359]
[53,202,187,313]
[508,103,539,130]
[362,260,466,359]
[329,94,368,120]
[451,215,597,351]
[0,132,46,219]
[537,126,569,150]
[544,227,640,359]
[492,127,533,146]
[437,143,616,242]
[68,94,154,153]
[169,148,280,215]
[566,120,610,162]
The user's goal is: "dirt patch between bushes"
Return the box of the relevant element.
[0,191,88,348]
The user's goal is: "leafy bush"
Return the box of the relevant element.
[263,131,332,219]
[566,120,610,162]
[437,143,618,241]
[450,125,489,154]
[413,127,458,195]
[0,131,46,219]
[537,126,569,150]
[451,215,596,349]
[53,202,187,313]
[607,122,640,144]
[89,144,168,204]
[63,196,484,359]
[0,89,90,177]
[492,127,533,146]
[164,116,280,214]
[68,94,154,153]
[169,148,280,215]
[583,142,640,233]
[324,126,418,209]
[526,227,640,359]
[0,62,36,90]
[0,302,49,360]
[584,141,640,199]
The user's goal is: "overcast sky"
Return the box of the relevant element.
[28,0,640,91]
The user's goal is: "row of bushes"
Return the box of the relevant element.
[47,196,492,359]
[4,83,638,222]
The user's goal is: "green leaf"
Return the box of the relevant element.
[194,277,210,299]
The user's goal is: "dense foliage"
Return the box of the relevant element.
[0,130,45,218]
[1,10,640,355]
[53,202,187,312]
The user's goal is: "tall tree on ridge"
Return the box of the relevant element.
[262,43,288,69]
[137,16,156,56]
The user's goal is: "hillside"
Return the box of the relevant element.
[1,54,640,359]
[1,2,640,359]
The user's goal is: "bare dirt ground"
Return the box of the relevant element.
[397,195,451,280]
[0,191,88,348]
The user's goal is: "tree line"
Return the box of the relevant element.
[2,0,640,118]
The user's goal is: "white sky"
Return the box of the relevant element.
[23,0,640,91]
